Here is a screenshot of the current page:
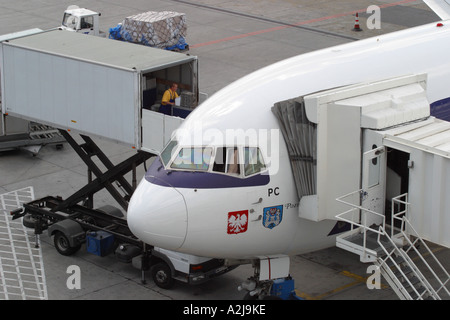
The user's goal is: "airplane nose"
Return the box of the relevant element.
[127,178,187,250]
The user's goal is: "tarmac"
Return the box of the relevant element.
[0,0,449,303]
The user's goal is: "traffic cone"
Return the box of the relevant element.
[353,12,362,31]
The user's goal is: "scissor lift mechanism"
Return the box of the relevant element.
[10,129,155,282]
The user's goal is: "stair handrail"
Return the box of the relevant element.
[376,224,439,300]
[375,226,414,299]
[336,189,386,234]
[398,216,450,299]
[391,194,449,299]
[336,189,386,259]
[391,193,409,239]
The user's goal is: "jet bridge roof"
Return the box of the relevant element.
[382,117,450,158]
[2,29,196,73]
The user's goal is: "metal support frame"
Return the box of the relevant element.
[11,195,155,284]
[56,130,154,212]
[8,131,157,285]
[16,196,141,246]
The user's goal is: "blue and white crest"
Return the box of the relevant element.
[262,205,283,229]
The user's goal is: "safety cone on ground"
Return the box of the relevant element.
[353,12,362,31]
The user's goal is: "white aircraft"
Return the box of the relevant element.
[127,0,450,295]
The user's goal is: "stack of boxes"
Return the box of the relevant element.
[119,11,187,49]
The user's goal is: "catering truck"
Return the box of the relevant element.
[0,28,199,154]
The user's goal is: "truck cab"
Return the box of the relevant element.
[61,5,103,37]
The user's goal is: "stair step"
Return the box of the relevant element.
[404,276,421,288]
[335,209,447,300]
[375,241,395,255]
[408,286,428,300]
[394,266,413,279]
[386,254,405,267]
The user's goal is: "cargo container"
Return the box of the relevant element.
[0,29,198,153]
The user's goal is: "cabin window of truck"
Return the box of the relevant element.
[80,16,93,29]
[171,147,212,171]
[244,147,266,176]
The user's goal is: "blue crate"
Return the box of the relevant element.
[86,231,115,257]
[270,278,303,300]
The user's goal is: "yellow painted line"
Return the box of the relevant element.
[295,270,389,300]
[295,246,447,300]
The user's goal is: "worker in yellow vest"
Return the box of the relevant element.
[160,83,179,115]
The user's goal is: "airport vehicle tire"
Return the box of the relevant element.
[54,231,81,256]
[151,262,175,289]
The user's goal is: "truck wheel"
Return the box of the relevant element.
[151,262,175,289]
[54,231,81,256]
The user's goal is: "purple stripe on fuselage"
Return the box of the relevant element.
[431,98,450,122]
[145,156,270,189]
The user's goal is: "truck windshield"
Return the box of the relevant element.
[62,13,78,30]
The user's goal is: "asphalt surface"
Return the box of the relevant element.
[0,0,448,307]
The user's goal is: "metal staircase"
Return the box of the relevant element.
[336,191,450,300]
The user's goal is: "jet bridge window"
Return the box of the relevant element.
[244,147,266,176]
[213,147,240,176]
[171,147,212,171]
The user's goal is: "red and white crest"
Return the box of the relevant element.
[227,210,248,234]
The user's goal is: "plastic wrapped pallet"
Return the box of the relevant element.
[118,11,187,49]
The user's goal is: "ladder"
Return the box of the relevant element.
[336,191,450,300]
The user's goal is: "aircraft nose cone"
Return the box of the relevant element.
[127,178,187,250]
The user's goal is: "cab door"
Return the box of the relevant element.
[78,16,95,35]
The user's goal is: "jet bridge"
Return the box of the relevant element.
[273,73,450,299]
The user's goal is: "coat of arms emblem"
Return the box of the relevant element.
[263,205,283,229]
[227,210,248,234]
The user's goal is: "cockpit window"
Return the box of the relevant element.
[170,147,212,171]
[213,147,240,175]
[161,140,178,166]
[244,147,266,176]
[162,144,265,177]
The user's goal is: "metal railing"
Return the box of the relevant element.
[376,223,440,300]
[336,189,386,261]
[336,190,449,300]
